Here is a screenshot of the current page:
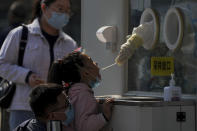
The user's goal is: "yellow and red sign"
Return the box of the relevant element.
[151,57,174,76]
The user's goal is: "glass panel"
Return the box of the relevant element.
[128,0,197,94]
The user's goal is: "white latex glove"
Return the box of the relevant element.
[133,21,154,48]
[115,34,143,65]
[115,21,154,66]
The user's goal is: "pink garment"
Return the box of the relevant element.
[68,83,107,131]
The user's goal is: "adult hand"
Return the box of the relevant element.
[102,98,114,121]
[28,73,45,88]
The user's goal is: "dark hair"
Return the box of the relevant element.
[31,0,56,22]
[47,51,84,85]
[8,0,29,24]
[29,83,63,117]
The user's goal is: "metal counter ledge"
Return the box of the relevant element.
[95,95,196,107]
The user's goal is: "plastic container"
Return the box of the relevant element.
[164,74,182,101]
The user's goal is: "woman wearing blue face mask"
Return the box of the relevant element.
[0,0,77,130]
[47,51,114,131]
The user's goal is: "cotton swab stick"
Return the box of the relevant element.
[101,63,116,71]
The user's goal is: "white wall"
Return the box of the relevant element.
[81,0,129,95]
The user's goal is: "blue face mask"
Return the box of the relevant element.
[62,105,74,126]
[46,11,70,30]
[89,77,101,89]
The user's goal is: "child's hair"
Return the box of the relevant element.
[47,51,85,85]
[29,83,64,117]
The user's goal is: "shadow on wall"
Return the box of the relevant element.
[63,0,81,46]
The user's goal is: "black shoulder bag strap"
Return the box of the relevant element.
[0,25,28,109]
[18,25,28,66]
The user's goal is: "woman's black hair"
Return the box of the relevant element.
[31,0,56,22]
[48,51,84,85]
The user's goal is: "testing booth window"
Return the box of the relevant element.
[127,1,196,95]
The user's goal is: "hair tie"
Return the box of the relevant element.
[62,81,72,95]
[74,47,82,52]
[62,81,71,89]
[64,83,70,88]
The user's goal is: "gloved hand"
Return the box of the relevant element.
[115,34,143,65]
[115,21,154,66]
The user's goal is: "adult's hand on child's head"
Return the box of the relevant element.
[29,73,45,88]
[102,98,114,121]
